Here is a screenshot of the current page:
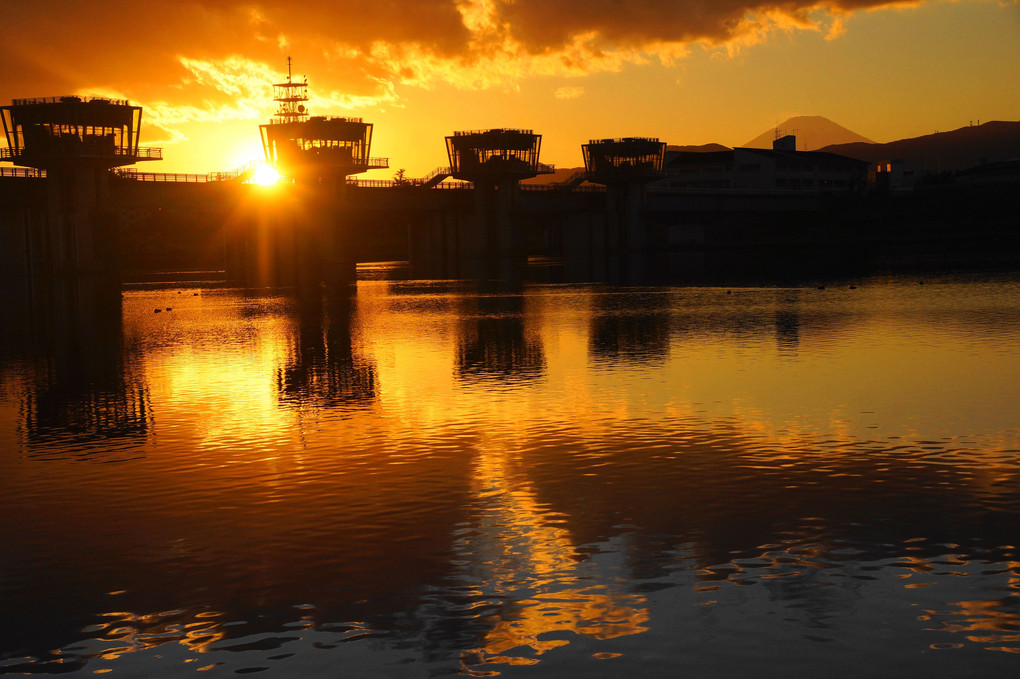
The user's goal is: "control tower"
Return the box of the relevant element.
[233,60,390,288]
[259,59,387,185]
[446,129,552,261]
[582,137,665,184]
[582,137,665,253]
[446,129,547,182]
[1,96,162,273]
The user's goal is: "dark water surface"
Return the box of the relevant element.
[2,270,1019,677]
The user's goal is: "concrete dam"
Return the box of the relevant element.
[2,66,1015,288]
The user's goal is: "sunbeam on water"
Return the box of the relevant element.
[1,272,1019,677]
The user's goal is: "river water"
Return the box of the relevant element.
[2,265,1019,677]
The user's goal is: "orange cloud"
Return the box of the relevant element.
[554,86,586,100]
[493,1,921,51]
[0,0,934,138]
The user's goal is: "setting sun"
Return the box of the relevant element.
[248,162,281,186]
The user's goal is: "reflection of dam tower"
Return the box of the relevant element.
[1,96,161,273]
[259,59,387,185]
[582,137,665,253]
[446,129,551,259]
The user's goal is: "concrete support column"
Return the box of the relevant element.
[44,167,119,275]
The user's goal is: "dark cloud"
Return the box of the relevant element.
[0,1,467,99]
[496,1,915,51]
[0,0,924,106]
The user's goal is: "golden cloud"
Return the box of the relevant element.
[0,0,933,137]
[554,86,586,100]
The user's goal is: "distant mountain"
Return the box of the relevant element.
[743,116,873,151]
[819,121,1020,172]
[666,143,731,153]
[521,167,586,184]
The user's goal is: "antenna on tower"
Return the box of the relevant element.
[268,58,309,125]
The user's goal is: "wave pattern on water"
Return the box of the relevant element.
[2,274,1020,676]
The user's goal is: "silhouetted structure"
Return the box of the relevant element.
[1,96,161,274]
[660,135,866,192]
[446,129,545,181]
[583,137,666,257]
[6,87,1016,287]
[276,294,376,409]
[230,60,391,287]
[259,59,387,184]
[439,129,553,263]
[456,294,545,382]
[582,137,665,183]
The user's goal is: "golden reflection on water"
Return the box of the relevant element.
[458,432,649,671]
[4,276,1020,673]
[113,280,1020,474]
[923,593,1020,654]
[58,609,227,666]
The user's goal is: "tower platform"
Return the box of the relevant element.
[259,61,387,182]
[582,137,665,184]
[446,129,553,182]
[1,96,162,169]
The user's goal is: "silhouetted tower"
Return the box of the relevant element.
[582,137,665,253]
[260,58,387,185]
[446,129,552,260]
[238,60,389,288]
[1,96,161,273]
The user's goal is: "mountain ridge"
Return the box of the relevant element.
[819,121,1020,172]
[523,119,1020,183]
[743,115,874,150]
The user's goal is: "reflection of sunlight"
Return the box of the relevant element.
[158,343,294,452]
[127,300,309,477]
[247,162,281,186]
[78,609,224,661]
[923,592,1020,653]
[458,433,649,671]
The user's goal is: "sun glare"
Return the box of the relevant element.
[249,163,281,186]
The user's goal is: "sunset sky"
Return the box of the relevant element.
[2,0,1017,177]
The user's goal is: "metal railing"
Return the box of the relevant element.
[346,177,473,189]
[0,166,46,178]
[418,165,452,186]
[346,179,397,188]
[431,180,473,189]
[0,145,163,161]
[550,169,589,189]
[113,160,257,184]
[452,128,535,137]
[521,182,604,192]
[134,147,164,160]
[114,171,209,183]
[12,96,132,106]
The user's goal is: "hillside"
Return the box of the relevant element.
[521,167,586,184]
[666,143,731,153]
[744,115,873,150]
[819,121,1020,172]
